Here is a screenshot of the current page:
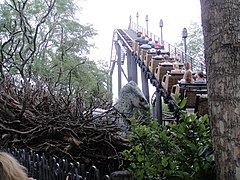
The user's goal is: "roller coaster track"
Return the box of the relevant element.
[110,29,181,123]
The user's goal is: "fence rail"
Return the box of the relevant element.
[0,147,111,180]
[129,21,206,72]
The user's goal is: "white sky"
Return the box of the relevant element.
[78,0,201,60]
[77,0,202,100]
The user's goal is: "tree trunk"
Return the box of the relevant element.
[200,1,240,179]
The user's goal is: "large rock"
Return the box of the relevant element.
[110,170,134,180]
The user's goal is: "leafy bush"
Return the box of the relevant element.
[122,113,215,180]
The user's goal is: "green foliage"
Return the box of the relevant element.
[0,0,111,107]
[173,93,187,109]
[162,102,170,112]
[122,113,215,180]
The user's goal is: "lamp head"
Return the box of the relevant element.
[182,28,188,38]
[159,19,163,27]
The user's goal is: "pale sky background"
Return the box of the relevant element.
[77,0,202,100]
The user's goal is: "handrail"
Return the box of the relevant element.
[128,21,205,72]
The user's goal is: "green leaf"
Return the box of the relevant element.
[198,145,208,156]
[123,112,214,179]
[187,143,197,151]
[137,155,145,162]
[169,160,176,170]
[180,98,187,109]
[162,157,169,167]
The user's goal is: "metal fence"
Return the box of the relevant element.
[129,21,206,72]
[0,147,111,180]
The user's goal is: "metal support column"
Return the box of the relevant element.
[141,71,149,103]
[131,54,138,84]
[115,41,122,96]
[151,90,162,124]
[127,49,133,81]
[155,91,163,124]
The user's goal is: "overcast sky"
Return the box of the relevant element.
[79,0,201,60]
[77,0,202,100]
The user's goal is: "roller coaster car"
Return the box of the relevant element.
[195,94,208,116]
[135,44,151,60]
[171,84,181,99]
[178,82,208,109]
[144,52,156,67]
[162,73,184,93]
[154,63,173,81]
[132,40,138,53]
[155,62,184,81]
[140,48,149,61]
[156,49,170,56]
[147,48,157,54]
[149,58,166,75]
[179,82,207,89]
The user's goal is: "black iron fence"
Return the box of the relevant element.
[0,147,111,180]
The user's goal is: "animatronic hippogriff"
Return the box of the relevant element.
[114,81,149,117]
[92,81,149,131]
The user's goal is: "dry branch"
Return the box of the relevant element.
[0,82,130,175]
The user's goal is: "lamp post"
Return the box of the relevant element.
[159,19,163,45]
[145,15,148,36]
[136,12,139,32]
[129,15,132,30]
[182,28,188,63]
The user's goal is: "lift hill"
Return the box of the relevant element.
[109,20,208,124]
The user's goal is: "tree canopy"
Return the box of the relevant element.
[0,0,118,176]
[176,21,205,71]
[0,0,111,106]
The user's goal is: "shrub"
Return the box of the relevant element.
[122,113,215,180]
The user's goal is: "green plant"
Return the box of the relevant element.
[122,113,215,180]
[162,102,170,112]
[173,93,187,110]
